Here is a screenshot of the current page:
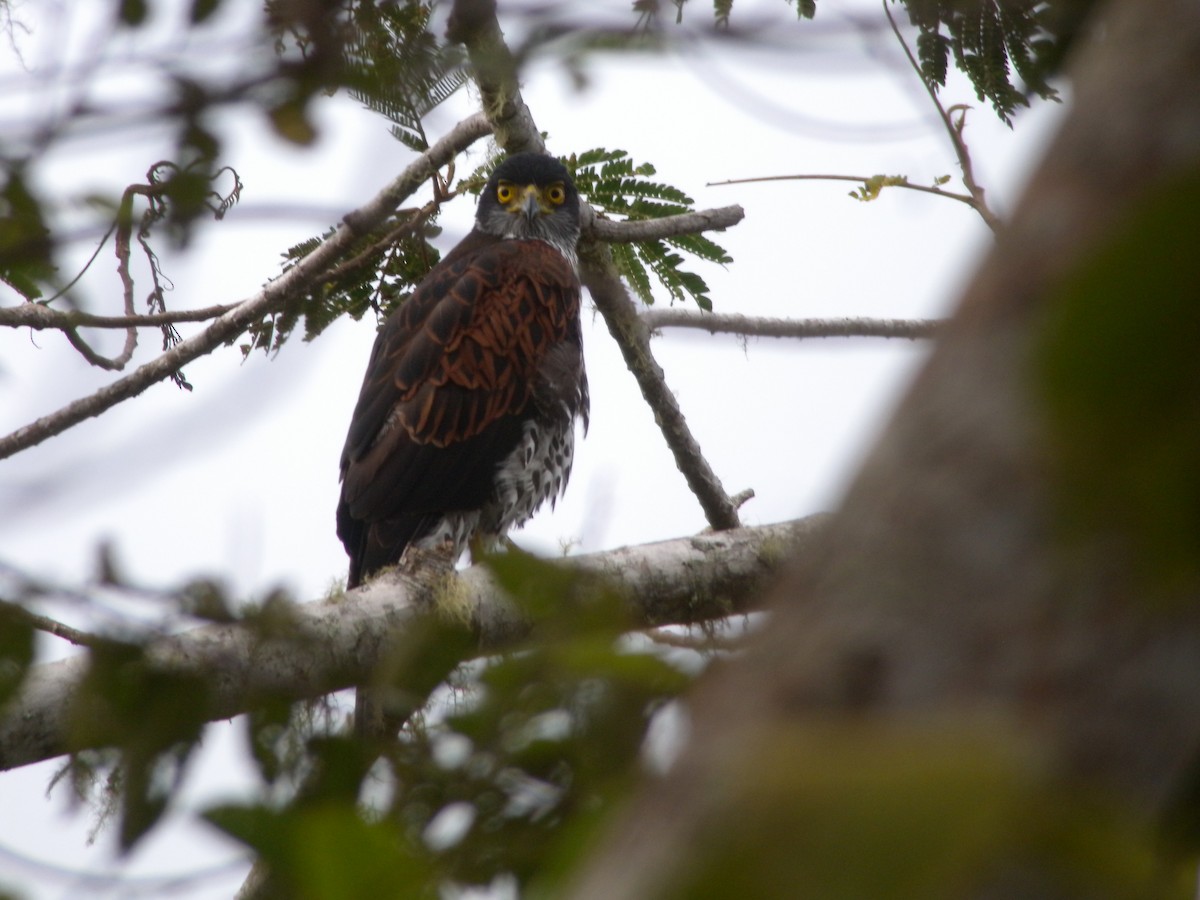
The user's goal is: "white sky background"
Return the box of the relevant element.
[0,0,1066,896]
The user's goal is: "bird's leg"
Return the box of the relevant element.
[397,540,460,578]
[355,541,460,741]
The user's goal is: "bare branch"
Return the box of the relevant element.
[0,112,492,462]
[0,518,827,771]
[707,173,979,211]
[587,206,745,242]
[582,251,742,530]
[641,310,943,341]
[0,302,239,330]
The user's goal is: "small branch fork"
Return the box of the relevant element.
[881,0,1000,231]
[707,3,1001,233]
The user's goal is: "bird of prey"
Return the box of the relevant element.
[337,153,589,588]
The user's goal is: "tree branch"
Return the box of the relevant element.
[586,206,744,242]
[0,598,97,647]
[446,0,544,155]
[0,518,825,771]
[0,302,240,330]
[0,113,492,462]
[707,172,979,211]
[581,252,743,529]
[641,311,943,341]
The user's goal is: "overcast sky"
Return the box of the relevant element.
[0,1,1065,896]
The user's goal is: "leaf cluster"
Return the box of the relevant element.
[243,212,444,357]
[341,2,468,152]
[569,149,732,310]
[643,0,815,29]
[900,0,1093,123]
[0,564,308,853]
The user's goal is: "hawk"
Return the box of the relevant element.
[337,153,589,588]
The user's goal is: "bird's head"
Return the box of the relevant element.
[476,153,581,262]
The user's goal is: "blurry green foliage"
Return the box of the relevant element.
[1036,166,1200,600]
[68,638,212,849]
[667,721,1193,899]
[342,2,467,153]
[0,167,54,302]
[207,551,693,896]
[0,603,35,708]
[243,214,445,356]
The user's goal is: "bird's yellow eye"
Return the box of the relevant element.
[546,184,566,205]
[496,183,515,204]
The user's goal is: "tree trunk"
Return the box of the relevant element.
[564,0,1200,896]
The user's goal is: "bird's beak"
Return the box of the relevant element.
[518,186,543,223]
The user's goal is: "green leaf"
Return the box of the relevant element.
[190,0,220,24]
[342,3,467,152]
[0,604,35,708]
[0,167,55,299]
[901,0,1083,123]
[483,546,629,634]
[208,803,432,900]
[849,174,910,203]
[118,0,148,26]
[268,98,318,147]
[791,0,817,19]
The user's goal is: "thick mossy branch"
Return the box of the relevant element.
[0,519,824,771]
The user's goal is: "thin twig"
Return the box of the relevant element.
[645,626,753,654]
[25,613,95,647]
[0,302,239,330]
[0,598,97,647]
[37,221,117,306]
[0,113,492,462]
[881,0,1001,232]
[49,181,158,372]
[641,310,943,341]
[706,173,979,211]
